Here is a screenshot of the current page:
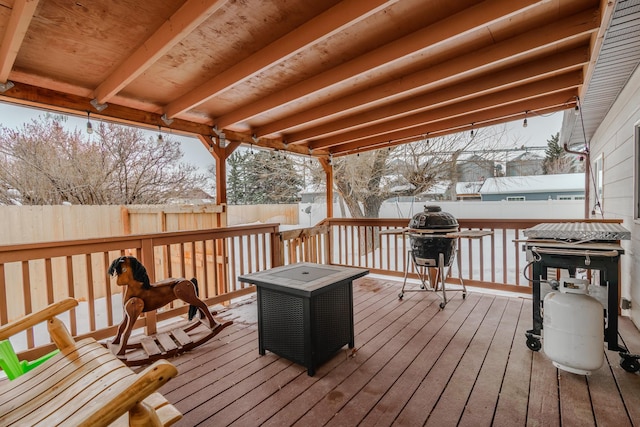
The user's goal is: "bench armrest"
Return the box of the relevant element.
[79,359,179,426]
[0,298,78,341]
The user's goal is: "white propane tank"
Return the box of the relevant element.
[543,278,604,375]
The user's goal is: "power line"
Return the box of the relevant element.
[419,146,548,156]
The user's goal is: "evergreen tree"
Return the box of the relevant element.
[225,150,303,204]
[226,151,247,205]
[542,132,574,174]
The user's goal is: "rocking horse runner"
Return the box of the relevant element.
[108,256,231,362]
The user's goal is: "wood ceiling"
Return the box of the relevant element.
[0,0,610,159]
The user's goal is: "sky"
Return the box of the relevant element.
[0,101,216,173]
[0,101,564,169]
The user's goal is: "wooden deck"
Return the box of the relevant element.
[158,276,640,426]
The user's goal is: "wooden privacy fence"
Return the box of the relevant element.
[0,203,300,244]
[0,204,227,244]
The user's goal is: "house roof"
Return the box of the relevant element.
[561,0,640,148]
[479,173,585,194]
[0,0,613,159]
[457,181,484,195]
[509,151,544,161]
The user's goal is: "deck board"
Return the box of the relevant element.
[460,298,523,427]
[363,292,476,426]
[425,296,509,426]
[527,343,561,427]
[306,291,450,426]
[395,294,494,425]
[266,285,439,426]
[611,318,640,425]
[589,358,632,427]
[492,298,534,426]
[325,294,465,425]
[155,276,640,426]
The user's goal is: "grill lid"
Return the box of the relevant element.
[408,205,458,232]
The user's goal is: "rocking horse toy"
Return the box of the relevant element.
[107,255,231,365]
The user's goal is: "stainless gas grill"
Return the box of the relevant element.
[522,221,639,372]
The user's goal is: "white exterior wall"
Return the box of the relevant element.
[588,64,640,326]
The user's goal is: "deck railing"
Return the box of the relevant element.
[324,218,572,293]
[1,224,279,359]
[1,217,622,359]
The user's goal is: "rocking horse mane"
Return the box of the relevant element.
[108,256,151,289]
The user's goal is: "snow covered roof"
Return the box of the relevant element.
[509,151,543,161]
[422,181,450,195]
[389,184,416,193]
[479,173,584,194]
[301,183,326,194]
[456,181,483,194]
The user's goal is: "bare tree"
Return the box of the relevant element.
[329,126,509,218]
[0,115,206,205]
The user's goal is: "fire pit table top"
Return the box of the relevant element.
[238,262,369,296]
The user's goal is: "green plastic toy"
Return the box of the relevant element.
[0,339,59,380]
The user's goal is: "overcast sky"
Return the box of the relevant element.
[0,101,216,173]
[0,101,563,169]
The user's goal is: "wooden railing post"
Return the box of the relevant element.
[272,229,284,268]
[141,237,157,336]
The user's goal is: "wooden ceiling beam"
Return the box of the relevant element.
[329,91,577,156]
[163,0,399,119]
[0,0,40,83]
[0,81,211,133]
[309,71,582,150]
[286,47,589,143]
[93,0,227,103]
[215,0,542,129]
[0,80,325,157]
[257,8,600,137]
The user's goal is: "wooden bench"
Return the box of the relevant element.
[0,298,182,426]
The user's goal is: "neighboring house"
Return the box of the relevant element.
[506,152,544,176]
[479,173,585,201]
[413,181,449,201]
[456,154,495,182]
[300,185,338,203]
[455,181,483,201]
[167,188,215,205]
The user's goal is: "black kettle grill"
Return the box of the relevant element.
[407,205,459,267]
[400,205,466,308]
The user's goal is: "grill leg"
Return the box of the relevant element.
[399,250,412,299]
[439,252,447,309]
[455,241,467,298]
[401,249,463,308]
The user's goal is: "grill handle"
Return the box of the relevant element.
[531,246,619,259]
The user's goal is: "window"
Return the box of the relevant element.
[594,153,604,214]
[506,196,525,201]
